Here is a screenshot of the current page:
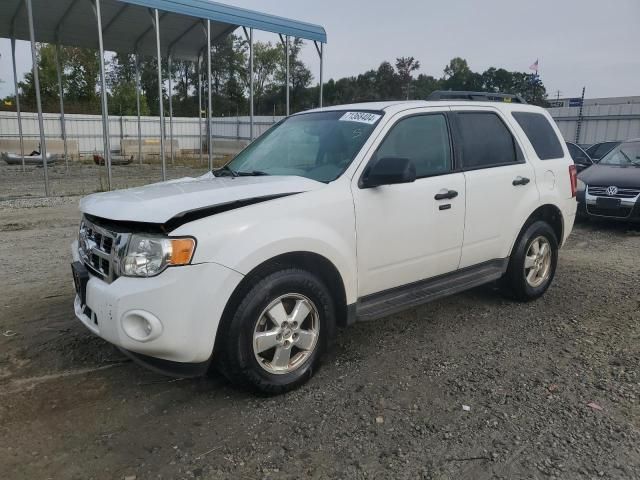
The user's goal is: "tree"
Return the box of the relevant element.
[395,57,420,99]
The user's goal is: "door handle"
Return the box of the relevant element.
[434,189,458,201]
[513,176,531,186]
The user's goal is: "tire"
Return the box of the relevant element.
[502,220,559,302]
[216,268,335,395]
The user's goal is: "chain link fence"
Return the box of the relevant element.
[0,112,282,199]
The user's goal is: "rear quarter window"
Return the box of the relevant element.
[512,112,564,160]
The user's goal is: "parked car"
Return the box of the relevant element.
[577,138,640,222]
[566,142,594,172]
[585,141,622,162]
[71,94,577,393]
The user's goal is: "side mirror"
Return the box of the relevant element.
[360,157,417,189]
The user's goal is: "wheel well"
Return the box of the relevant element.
[217,252,349,349]
[520,204,564,247]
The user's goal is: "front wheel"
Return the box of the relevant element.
[502,220,559,301]
[216,268,335,394]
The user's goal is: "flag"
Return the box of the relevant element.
[529,59,539,72]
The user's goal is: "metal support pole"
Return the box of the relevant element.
[285,36,290,116]
[10,38,26,172]
[206,20,213,170]
[135,53,142,164]
[94,0,112,190]
[153,9,166,181]
[197,54,203,165]
[168,54,174,166]
[319,43,324,108]
[55,44,69,171]
[249,28,254,140]
[26,0,50,196]
[575,86,586,144]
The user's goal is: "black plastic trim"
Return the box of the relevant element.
[355,258,509,322]
[427,90,527,104]
[119,348,211,378]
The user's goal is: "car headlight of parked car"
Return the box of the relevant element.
[577,179,586,193]
[122,235,196,277]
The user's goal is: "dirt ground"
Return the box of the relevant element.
[0,198,639,480]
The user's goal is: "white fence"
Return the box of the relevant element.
[548,103,640,144]
[4,105,639,154]
[0,112,282,155]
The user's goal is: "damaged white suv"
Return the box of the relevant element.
[72,93,577,393]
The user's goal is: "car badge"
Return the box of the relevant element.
[606,186,618,196]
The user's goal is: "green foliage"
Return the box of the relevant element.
[1,40,549,115]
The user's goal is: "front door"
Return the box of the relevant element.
[352,110,466,297]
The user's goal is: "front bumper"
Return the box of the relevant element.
[72,241,244,366]
[577,190,640,222]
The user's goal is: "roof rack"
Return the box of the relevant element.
[427,91,527,104]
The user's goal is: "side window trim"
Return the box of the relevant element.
[450,110,526,171]
[358,111,456,188]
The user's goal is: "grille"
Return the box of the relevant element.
[586,205,633,218]
[587,185,640,199]
[78,218,119,283]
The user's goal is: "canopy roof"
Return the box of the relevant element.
[0,0,327,61]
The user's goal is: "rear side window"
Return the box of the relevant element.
[455,112,519,169]
[512,112,564,160]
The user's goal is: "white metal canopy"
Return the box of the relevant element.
[0,0,327,60]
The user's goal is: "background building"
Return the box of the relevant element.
[547,96,640,145]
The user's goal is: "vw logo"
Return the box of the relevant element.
[606,186,619,196]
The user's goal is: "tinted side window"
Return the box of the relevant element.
[375,114,452,177]
[455,112,518,169]
[512,112,564,160]
[588,142,618,160]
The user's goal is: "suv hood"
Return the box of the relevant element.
[80,174,324,224]
[579,164,640,188]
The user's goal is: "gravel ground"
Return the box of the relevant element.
[0,199,639,480]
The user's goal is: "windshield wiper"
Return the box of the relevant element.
[236,170,270,176]
[214,165,238,177]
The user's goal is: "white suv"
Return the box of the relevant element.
[71,94,577,393]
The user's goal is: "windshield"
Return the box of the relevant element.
[221,110,384,182]
[599,141,640,167]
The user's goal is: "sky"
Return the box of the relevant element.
[1,0,638,100]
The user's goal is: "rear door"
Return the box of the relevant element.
[450,107,538,268]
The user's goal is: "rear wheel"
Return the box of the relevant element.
[216,268,335,394]
[502,220,558,301]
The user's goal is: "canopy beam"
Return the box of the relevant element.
[10,38,26,172]
[279,34,290,116]
[26,0,50,196]
[135,52,142,164]
[93,0,112,190]
[168,54,174,166]
[242,27,254,140]
[206,19,213,170]
[314,41,324,108]
[55,44,69,171]
[151,8,166,181]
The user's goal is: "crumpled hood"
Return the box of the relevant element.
[579,164,640,188]
[80,174,324,223]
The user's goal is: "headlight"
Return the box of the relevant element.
[122,235,196,277]
[577,179,586,192]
